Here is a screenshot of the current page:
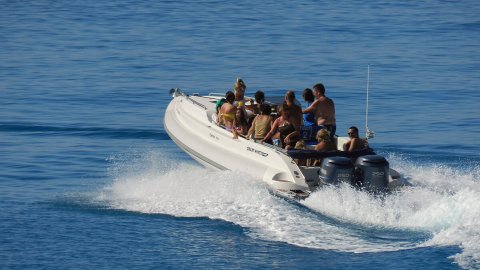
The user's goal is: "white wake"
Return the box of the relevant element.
[98,151,480,269]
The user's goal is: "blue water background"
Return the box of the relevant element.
[1,1,479,269]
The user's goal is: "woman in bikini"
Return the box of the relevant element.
[233,77,248,108]
[261,105,300,149]
[233,77,251,128]
[217,91,238,139]
[235,107,248,135]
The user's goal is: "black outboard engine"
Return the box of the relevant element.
[354,155,389,192]
[319,157,354,185]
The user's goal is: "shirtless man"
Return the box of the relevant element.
[343,126,368,151]
[302,83,336,137]
[284,90,303,127]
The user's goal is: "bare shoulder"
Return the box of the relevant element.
[272,117,281,125]
[315,142,324,151]
[327,97,334,104]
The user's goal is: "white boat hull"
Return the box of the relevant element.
[164,91,311,196]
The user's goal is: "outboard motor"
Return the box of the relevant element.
[354,155,389,193]
[319,157,354,185]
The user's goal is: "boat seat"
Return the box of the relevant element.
[287,148,376,160]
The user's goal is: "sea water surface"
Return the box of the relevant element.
[1,1,479,269]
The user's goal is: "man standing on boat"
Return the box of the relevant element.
[302,83,336,138]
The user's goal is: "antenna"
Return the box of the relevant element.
[365,65,375,139]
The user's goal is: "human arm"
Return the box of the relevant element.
[348,139,357,151]
[231,108,238,139]
[284,117,300,144]
[216,109,223,125]
[261,118,279,143]
[246,116,257,139]
[343,140,351,151]
[302,100,318,114]
[284,130,299,144]
[346,138,365,152]
[315,142,324,151]
[312,143,324,166]
[347,138,368,151]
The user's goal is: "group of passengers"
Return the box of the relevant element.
[216,78,368,155]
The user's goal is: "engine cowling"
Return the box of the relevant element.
[354,155,389,192]
[319,156,354,185]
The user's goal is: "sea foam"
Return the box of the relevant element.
[98,150,480,268]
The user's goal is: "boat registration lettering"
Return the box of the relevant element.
[247,146,268,157]
[209,133,219,140]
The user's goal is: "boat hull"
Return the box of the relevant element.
[164,92,311,194]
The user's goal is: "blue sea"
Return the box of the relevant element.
[1,1,479,269]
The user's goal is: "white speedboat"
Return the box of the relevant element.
[164,88,409,199]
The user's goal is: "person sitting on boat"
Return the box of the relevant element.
[312,129,337,166]
[246,90,266,127]
[302,83,336,139]
[251,90,265,115]
[233,77,251,125]
[235,106,249,136]
[217,91,238,139]
[261,105,300,149]
[215,98,227,114]
[343,126,369,151]
[293,139,308,166]
[246,104,273,143]
[284,90,303,128]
